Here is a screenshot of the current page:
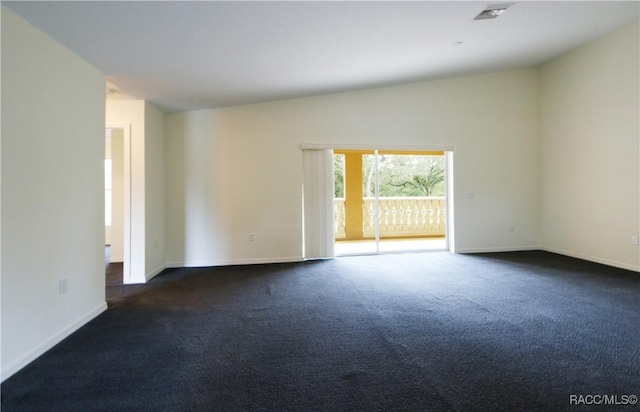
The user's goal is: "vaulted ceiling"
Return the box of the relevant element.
[5,1,639,112]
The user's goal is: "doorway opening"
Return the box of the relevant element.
[105,126,131,284]
[334,149,449,256]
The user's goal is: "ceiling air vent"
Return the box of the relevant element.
[474,3,514,20]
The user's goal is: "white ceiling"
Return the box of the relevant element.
[5,1,639,113]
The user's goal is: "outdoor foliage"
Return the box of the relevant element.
[335,154,445,198]
[334,154,345,197]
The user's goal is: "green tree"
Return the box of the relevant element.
[336,153,445,199]
[388,159,444,196]
[334,154,345,198]
[376,155,444,197]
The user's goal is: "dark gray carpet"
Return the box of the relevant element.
[2,251,639,411]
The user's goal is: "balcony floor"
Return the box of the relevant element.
[335,237,447,256]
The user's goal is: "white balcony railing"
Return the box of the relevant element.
[334,197,445,239]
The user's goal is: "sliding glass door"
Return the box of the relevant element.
[334,150,447,256]
[333,150,378,255]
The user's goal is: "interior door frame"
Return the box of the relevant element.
[106,123,132,283]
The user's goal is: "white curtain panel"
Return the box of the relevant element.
[302,149,335,259]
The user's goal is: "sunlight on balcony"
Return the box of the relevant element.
[335,237,447,256]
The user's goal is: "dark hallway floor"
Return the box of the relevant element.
[105,246,123,286]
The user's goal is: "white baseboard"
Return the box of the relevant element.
[146,264,166,281]
[454,245,540,254]
[109,255,124,263]
[541,246,640,273]
[1,301,108,382]
[165,256,304,269]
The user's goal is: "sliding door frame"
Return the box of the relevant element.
[301,143,455,254]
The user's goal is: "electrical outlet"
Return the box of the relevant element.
[510,225,516,233]
[59,277,68,294]
[248,233,255,242]
[632,235,639,246]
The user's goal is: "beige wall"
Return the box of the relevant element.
[105,133,112,245]
[109,128,125,262]
[165,68,541,266]
[145,102,166,279]
[539,22,640,271]
[1,7,107,380]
